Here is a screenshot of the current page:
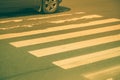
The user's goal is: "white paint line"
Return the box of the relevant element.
[27,14,72,20]
[29,34,120,57]
[0,23,41,30]
[49,15,103,23]
[106,78,113,80]
[0,18,119,40]
[79,15,102,19]
[74,12,86,14]
[0,19,23,24]
[53,48,120,69]
[27,12,85,20]
[83,65,120,80]
[10,24,120,47]
[0,25,20,30]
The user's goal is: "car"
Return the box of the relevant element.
[0,0,62,14]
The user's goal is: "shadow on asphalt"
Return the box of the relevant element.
[0,6,71,19]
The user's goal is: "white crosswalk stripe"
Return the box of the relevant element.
[0,19,23,24]
[53,48,120,69]
[27,12,85,20]
[0,12,85,23]
[83,65,120,80]
[49,15,103,23]
[106,78,113,80]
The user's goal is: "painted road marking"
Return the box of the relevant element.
[27,13,72,20]
[0,12,85,23]
[0,14,102,30]
[53,48,120,69]
[106,78,113,80]
[10,24,120,47]
[74,12,86,14]
[83,65,120,80]
[0,24,36,30]
[49,15,103,23]
[0,19,23,24]
[28,34,120,57]
[27,12,85,20]
[0,18,119,40]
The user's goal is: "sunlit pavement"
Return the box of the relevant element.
[0,0,120,80]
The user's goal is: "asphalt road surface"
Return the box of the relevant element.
[0,0,120,80]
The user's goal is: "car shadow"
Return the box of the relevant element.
[0,6,71,19]
[56,6,71,13]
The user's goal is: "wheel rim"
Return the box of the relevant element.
[45,0,57,12]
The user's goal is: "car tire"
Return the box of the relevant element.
[42,0,59,14]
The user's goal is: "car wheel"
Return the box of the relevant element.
[42,0,58,13]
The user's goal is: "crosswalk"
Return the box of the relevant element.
[1,18,119,40]
[10,24,120,47]
[0,12,120,80]
[83,65,120,80]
